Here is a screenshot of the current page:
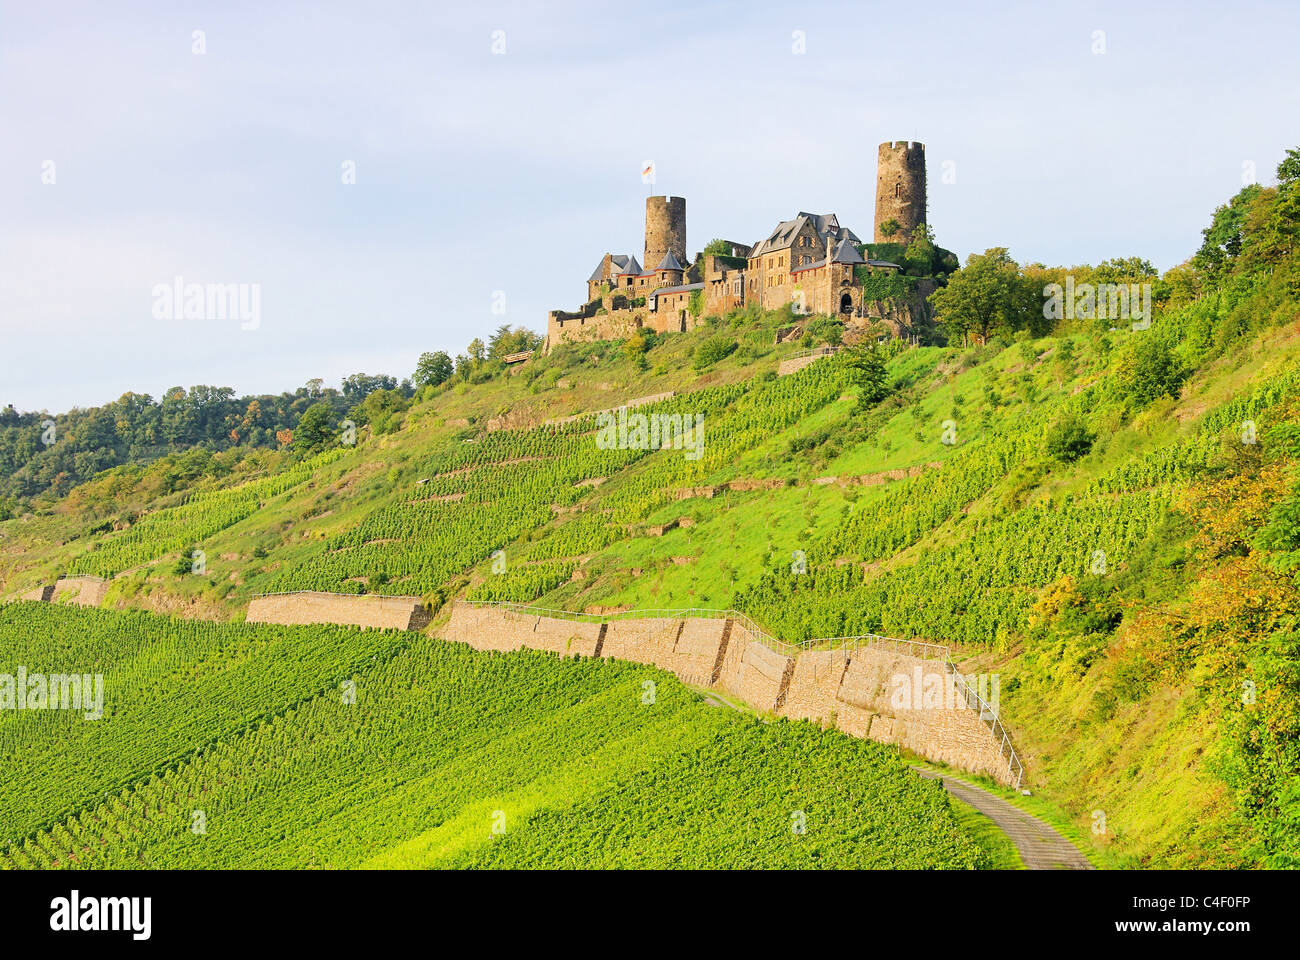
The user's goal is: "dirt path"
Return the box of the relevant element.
[913,768,1093,870]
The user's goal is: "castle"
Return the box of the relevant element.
[546,141,928,350]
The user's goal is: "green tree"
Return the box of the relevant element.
[903,224,937,276]
[1276,147,1300,186]
[693,335,736,370]
[414,351,454,388]
[294,401,338,451]
[927,248,1039,345]
[845,343,890,409]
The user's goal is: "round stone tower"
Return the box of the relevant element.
[874,141,926,244]
[644,196,686,275]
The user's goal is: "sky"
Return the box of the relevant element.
[2,0,1298,412]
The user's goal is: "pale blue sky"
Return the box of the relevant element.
[2,0,1298,411]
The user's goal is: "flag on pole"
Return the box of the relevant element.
[641,161,655,185]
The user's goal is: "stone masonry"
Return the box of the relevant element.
[246,591,432,631]
[442,602,1018,785]
[546,141,928,351]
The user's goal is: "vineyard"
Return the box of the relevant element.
[0,603,986,869]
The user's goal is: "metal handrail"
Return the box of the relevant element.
[462,599,1024,789]
[250,589,424,602]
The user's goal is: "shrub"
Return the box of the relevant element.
[693,335,737,370]
[1115,336,1186,405]
[1045,413,1096,462]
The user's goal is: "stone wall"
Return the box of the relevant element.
[440,602,1019,785]
[777,348,836,376]
[246,592,431,631]
[594,617,729,687]
[50,577,108,607]
[20,585,56,602]
[713,622,794,713]
[441,601,603,657]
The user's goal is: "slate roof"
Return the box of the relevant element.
[789,239,869,274]
[656,251,686,271]
[748,212,863,259]
[587,254,641,283]
[649,281,705,304]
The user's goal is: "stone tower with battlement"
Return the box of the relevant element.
[874,141,926,244]
[644,196,686,274]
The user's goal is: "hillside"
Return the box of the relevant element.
[2,155,1299,869]
[0,603,986,869]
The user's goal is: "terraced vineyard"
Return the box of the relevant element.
[0,603,988,869]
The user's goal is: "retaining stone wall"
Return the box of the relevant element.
[440,602,1016,784]
[246,592,431,631]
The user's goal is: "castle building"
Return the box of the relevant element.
[547,141,927,349]
[874,141,927,243]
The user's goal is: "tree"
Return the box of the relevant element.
[341,373,398,401]
[414,351,454,388]
[702,238,734,257]
[879,219,901,238]
[903,224,937,276]
[487,325,543,360]
[294,401,337,451]
[1277,147,1300,187]
[927,248,1040,345]
[1193,184,1262,274]
[845,343,889,410]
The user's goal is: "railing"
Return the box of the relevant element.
[462,599,1024,789]
[781,344,841,363]
[250,590,424,602]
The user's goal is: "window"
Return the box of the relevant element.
[895,181,902,198]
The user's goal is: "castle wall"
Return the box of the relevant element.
[246,591,431,631]
[440,602,1019,785]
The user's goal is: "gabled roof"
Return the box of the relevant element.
[648,281,705,302]
[587,254,638,283]
[748,213,862,259]
[832,239,865,264]
[656,251,686,271]
[789,240,870,275]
